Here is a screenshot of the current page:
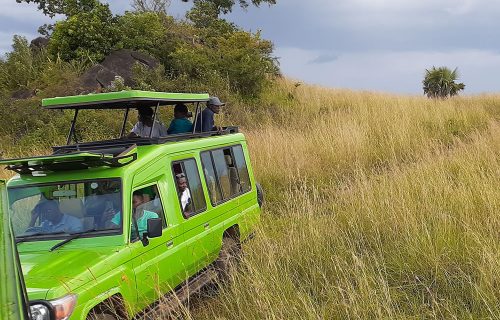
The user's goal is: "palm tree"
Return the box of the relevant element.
[422,66,465,99]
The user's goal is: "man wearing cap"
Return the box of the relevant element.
[195,96,225,133]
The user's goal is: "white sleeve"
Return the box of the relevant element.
[131,122,141,135]
[159,122,169,137]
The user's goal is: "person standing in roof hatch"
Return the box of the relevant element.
[167,103,193,134]
[195,96,225,133]
[128,106,168,138]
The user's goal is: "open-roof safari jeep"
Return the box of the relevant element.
[1,91,262,320]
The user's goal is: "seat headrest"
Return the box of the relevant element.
[59,198,85,218]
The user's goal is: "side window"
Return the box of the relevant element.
[232,145,251,192]
[201,145,250,206]
[201,152,223,204]
[172,159,207,218]
[213,148,242,199]
[130,185,165,241]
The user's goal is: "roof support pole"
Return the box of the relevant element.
[149,102,160,138]
[120,107,130,138]
[192,102,201,134]
[66,109,79,145]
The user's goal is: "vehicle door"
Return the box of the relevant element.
[198,147,245,248]
[170,156,217,276]
[129,181,185,307]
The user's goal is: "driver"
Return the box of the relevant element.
[28,200,82,233]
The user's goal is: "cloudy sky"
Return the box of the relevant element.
[1,0,499,94]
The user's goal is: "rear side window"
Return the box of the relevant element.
[200,152,223,204]
[201,144,252,206]
[172,159,207,218]
[232,145,252,192]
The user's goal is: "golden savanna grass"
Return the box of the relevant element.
[189,80,500,319]
[2,79,500,318]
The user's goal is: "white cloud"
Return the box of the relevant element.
[276,47,500,94]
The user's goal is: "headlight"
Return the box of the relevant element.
[50,294,77,320]
[30,303,51,320]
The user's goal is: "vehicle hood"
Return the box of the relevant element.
[20,247,128,300]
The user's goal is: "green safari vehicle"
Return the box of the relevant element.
[2,91,262,319]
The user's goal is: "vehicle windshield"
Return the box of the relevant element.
[8,179,122,241]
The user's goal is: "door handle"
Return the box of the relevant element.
[166,240,173,248]
[204,223,210,230]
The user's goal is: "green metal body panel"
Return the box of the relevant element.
[0,180,29,320]
[42,91,210,109]
[6,133,260,319]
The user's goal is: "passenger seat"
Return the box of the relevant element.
[59,198,94,230]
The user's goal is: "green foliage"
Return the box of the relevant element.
[15,0,103,17]
[115,12,173,62]
[166,4,278,97]
[423,66,466,99]
[183,0,276,14]
[131,0,170,13]
[0,36,83,96]
[48,2,118,62]
[0,36,42,92]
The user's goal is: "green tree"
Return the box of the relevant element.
[422,66,465,99]
[16,0,102,17]
[182,0,276,14]
[48,1,118,62]
[18,0,276,17]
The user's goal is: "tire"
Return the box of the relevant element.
[215,237,241,282]
[256,182,264,208]
[87,313,117,320]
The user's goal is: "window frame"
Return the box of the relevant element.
[200,143,253,207]
[171,157,207,219]
[8,177,124,241]
[130,182,167,243]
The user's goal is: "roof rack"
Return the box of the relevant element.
[0,145,138,175]
[52,127,239,154]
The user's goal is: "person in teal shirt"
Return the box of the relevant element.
[106,191,159,239]
[167,104,193,135]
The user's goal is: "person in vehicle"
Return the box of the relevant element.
[195,96,225,132]
[176,173,192,215]
[106,191,158,239]
[129,107,168,138]
[140,186,162,213]
[85,180,121,228]
[28,200,82,233]
[167,103,193,134]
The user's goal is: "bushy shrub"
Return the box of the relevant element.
[48,2,118,62]
[115,12,172,60]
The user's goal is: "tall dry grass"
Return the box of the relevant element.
[188,80,500,319]
[2,79,500,318]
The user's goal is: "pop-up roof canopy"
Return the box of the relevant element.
[42,90,210,110]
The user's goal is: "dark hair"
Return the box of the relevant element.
[137,107,154,117]
[174,103,188,114]
[132,190,143,198]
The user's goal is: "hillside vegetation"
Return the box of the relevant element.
[1,79,500,318]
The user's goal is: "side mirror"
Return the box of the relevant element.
[147,218,162,238]
[30,300,55,320]
[140,218,162,247]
